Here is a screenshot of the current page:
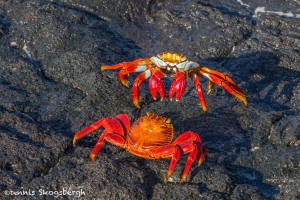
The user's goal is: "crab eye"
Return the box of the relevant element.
[150,56,167,67]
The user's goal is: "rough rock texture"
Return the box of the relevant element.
[0,0,299,199]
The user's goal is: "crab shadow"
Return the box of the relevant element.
[214,51,299,112]
[165,108,280,198]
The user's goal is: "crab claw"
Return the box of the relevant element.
[149,70,166,101]
[169,72,187,101]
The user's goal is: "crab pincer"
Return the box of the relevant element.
[149,70,166,101]
[169,72,187,101]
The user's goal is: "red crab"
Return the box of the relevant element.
[101,52,247,111]
[73,113,207,183]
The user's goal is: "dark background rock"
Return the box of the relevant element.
[0,0,299,199]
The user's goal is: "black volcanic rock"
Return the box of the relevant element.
[0,0,299,199]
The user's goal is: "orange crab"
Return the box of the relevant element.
[101,52,247,111]
[73,113,207,183]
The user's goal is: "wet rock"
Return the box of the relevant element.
[0,0,299,199]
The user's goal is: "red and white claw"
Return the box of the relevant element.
[149,70,166,101]
[169,72,187,101]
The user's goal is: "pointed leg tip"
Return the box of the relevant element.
[164,177,169,183]
[197,160,204,167]
[121,82,129,88]
[73,138,77,147]
[133,100,141,109]
[101,66,109,71]
[179,177,186,184]
[201,105,208,113]
[238,97,248,106]
[90,154,96,161]
[134,104,141,109]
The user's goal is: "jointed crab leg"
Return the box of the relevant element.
[91,130,126,160]
[74,115,131,160]
[101,58,152,87]
[197,144,207,166]
[207,80,215,95]
[73,115,128,146]
[180,143,198,183]
[132,70,152,108]
[152,131,206,183]
[193,75,207,112]
[172,131,207,168]
[152,145,181,182]
[73,118,105,147]
[115,114,131,132]
[199,67,247,105]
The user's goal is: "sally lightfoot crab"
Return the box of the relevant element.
[73,113,207,183]
[101,52,247,111]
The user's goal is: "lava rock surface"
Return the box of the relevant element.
[0,0,299,199]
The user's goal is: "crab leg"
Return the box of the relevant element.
[169,72,187,101]
[207,80,215,95]
[73,118,125,146]
[152,145,182,181]
[73,118,105,147]
[172,131,206,182]
[193,75,207,112]
[172,131,206,166]
[197,144,207,166]
[152,131,206,183]
[199,67,247,105]
[132,69,152,108]
[101,58,152,87]
[149,70,166,101]
[115,114,131,133]
[180,143,198,183]
[90,130,126,160]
